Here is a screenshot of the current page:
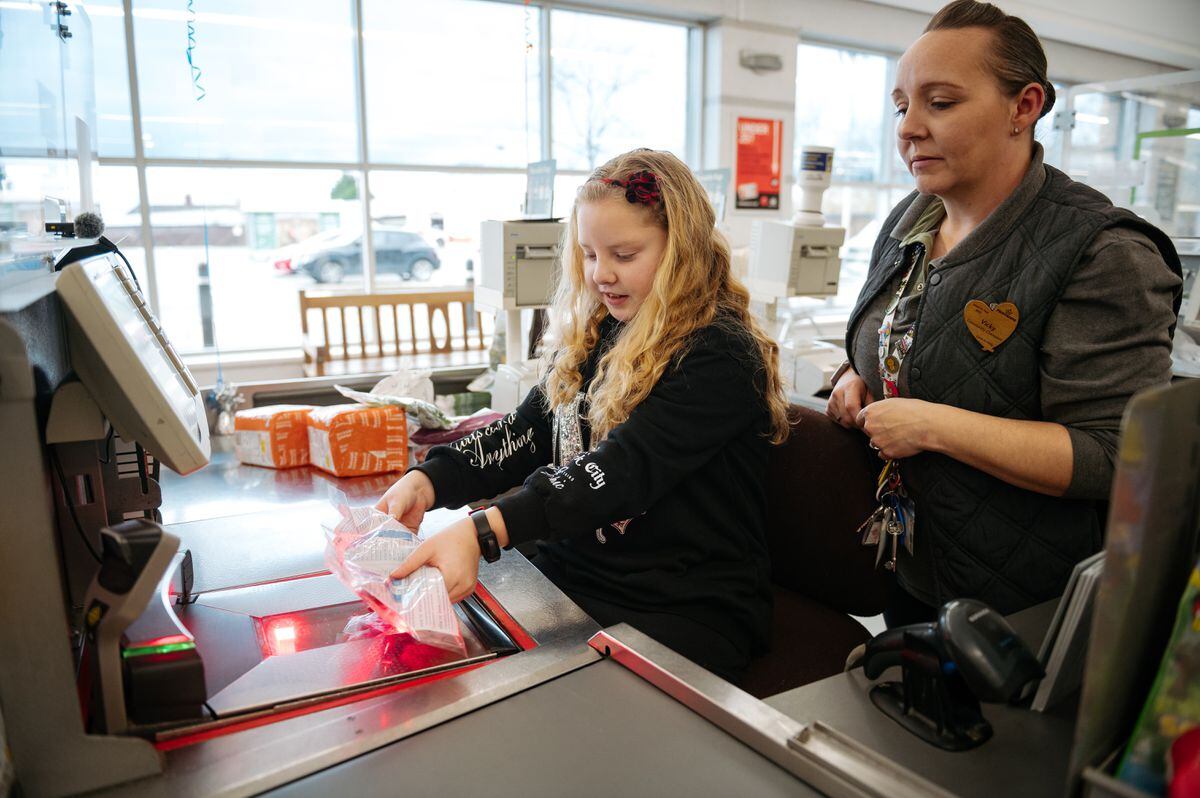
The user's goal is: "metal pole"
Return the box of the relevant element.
[351,0,376,294]
[197,260,213,347]
[121,0,159,315]
[540,6,553,163]
[686,24,704,169]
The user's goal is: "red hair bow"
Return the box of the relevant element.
[601,170,661,206]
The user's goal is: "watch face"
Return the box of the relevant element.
[478,530,500,563]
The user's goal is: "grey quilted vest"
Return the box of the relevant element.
[845,164,1182,613]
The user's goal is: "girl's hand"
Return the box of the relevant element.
[375,470,436,531]
[856,398,941,460]
[390,518,481,603]
[827,366,875,429]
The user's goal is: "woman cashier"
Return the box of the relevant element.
[825,0,1183,627]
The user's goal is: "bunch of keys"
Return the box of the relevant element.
[855,459,916,571]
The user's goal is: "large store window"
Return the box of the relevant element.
[92,164,148,284]
[77,1,693,359]
[0,156,90,246]
[367,170,525,288]
[141,167,364,353]
[794,46,893,184]
[0,2,97,158]
[550,9,688,171]
[363,0,541,167]
[795,44,913,314]
[132,0,359,162]
[80,0,135,157]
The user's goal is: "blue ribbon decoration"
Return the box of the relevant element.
[186,0,206,101]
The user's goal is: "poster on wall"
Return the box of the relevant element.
[734,117,782,210]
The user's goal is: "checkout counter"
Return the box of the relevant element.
[95,440,1070,798]
[2,248,1197,798]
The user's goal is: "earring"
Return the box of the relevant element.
[1012,126,1020,135]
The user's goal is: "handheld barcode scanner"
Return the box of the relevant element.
[82,519,204,734]
[859,599,1044,751]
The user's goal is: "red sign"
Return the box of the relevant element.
[734,117,782,210]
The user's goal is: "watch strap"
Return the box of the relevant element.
[469,508,502,564]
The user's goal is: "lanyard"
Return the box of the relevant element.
[861,242,926,571]
[877,242,924,399]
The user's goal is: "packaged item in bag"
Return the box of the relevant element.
[308,404,407,477]
[234,405,314,468]
[323,494,465,654]
[334,383,453,431]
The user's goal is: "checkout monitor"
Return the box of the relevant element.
[55,251,210,475]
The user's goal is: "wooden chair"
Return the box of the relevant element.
[299,287,492,377]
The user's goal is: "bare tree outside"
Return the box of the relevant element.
[553,54,644,169]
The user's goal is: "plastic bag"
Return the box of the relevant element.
[322,491,465,655]
[334,368,454,430]
[339,610,396,641]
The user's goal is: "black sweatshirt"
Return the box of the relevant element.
[412,314,774,658]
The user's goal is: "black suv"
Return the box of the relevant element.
[298,228,441,283]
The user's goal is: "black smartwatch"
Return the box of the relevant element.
[469,508,502,564]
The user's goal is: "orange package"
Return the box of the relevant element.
[307,404,408,477]
[234,405,314,468]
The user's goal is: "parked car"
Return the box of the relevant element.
[294,228,442,284]
[270,228,350,276]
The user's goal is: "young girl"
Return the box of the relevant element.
[378,149,789,680]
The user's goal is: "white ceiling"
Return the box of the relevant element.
[864,0,1200,69]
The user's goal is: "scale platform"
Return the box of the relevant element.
[176,573,519,725]
[107,498,540,745]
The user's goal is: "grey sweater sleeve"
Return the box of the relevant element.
[1041,225,1181,500]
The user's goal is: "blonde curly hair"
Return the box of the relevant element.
[543,148,790,444]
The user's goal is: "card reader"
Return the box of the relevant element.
[82,519,205,733]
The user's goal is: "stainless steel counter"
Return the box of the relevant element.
[102,439,605,798]
[269,658,814,798]
[160,436,398,526]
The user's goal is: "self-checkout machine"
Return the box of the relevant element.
[0,243,600,797]
[745,146,848,401]
[476,160,565,413]
[0,245,210,795]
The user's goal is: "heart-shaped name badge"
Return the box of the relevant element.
[963,300,1019,352]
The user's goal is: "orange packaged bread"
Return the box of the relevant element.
[307,404,408,477]
[234,405,314,468]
